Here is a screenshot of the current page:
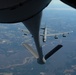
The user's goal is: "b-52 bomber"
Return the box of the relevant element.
[22,27,73,42]
[40,26,73,42]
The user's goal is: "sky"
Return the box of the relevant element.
[51,0,62,4]
[46,0,76,11]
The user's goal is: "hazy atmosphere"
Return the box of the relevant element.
[0,0,76,75]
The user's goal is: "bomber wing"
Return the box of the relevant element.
[46,31,73,37]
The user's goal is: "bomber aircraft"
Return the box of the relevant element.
[40,26,73,42]
[22,26,73,43]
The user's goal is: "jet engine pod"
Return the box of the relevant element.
[0,0,52,23]
[60,0,76,8]
[54,35,58,39]
[62,34,66,37]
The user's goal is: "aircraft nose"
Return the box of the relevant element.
[37,57,46,64]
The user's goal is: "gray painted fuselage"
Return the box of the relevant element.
[43,27,47,42]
